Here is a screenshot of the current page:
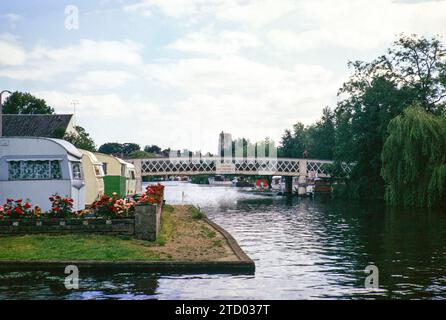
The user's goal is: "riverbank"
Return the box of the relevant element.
[0,205,254,273]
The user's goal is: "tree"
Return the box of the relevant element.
[121,143,140,155]
[278,130,294,158]
[144,145,162,154]
[98,143,123,155]
[2,91,55,114]
[305,107,335,160]
[334,34,446,199]
[98,142,141,156]
[64,126,96,152]
[381,106,446,208]
[127,150,157,159]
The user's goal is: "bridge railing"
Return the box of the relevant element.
[129,157,352,177]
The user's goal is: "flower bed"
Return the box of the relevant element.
[0,184,165,220]
[0,184,166,239]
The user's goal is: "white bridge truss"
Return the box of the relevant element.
[133,157,353,177]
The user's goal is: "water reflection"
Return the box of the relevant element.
[0,181,445,299]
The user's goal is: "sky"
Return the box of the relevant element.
[1,0,446,154]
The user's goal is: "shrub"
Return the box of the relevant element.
[48,194,74,218]
[139,183,165,205]
[90,193,136,219]
[188,206,205,220]
[0,198,36,219]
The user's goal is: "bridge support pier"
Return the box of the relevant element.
[297,159,307,197]
[284,176,293,194]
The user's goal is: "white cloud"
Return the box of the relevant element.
[0,39,143,80]
[0,33,26,66]
[144,56,336,95]
[71,70,133,90]
[124,0,296,27]
[29,39,142,66]
[1,13,23,29]
[216,0,297,28]
[167,28,260,54]
[268,0,446,51]
[143,56,341,151]
[123,0,222,19]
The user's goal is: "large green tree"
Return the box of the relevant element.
[305,107,335,160]
[144,145,162,154]
[334,34,446,199]
[98,142,141,157]
[2,91,55,114]
[64,126,96,152]
[381,106,446,208]
[98,143,123,155]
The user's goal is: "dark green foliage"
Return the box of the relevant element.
[188,206,205,220]
[98,142,123,155]
[333,34,446,200]
[2,91,54,114]
[127,150,157,158]
[98,142,140,156]
[278,108,335,160]
[144,145,162,154]
[382,106,446,208]
[64,126,96,152]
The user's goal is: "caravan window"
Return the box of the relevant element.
[72,162,83,180]
[8,160,62,180]
[130,170,136,180]
[94,165,104,177]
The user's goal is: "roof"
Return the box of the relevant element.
[94,152,134,167]
[0,136,82,159]
[79,149,102,165]
[2,114,74,137]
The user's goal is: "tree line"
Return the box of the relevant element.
[277,34,446,207]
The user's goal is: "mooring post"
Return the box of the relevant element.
[298,159,307,196]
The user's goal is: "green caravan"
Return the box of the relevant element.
[94,153,137,198]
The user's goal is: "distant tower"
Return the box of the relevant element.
[218,131,232,158]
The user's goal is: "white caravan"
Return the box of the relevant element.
[0,137,86,212]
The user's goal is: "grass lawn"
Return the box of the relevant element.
[0,205,238,262]
[0,234,161,261]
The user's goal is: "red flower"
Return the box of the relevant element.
[24,203,31,209]
[16,199,22,203]
[15,207,23,214]
[6,210,11,215]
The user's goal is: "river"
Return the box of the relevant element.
[1,181,445,300]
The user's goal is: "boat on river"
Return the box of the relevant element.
[208,175,232,186]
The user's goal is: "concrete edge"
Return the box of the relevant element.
[203,217,255,267]
[0,260,254,274]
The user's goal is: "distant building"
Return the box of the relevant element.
[218,131,232,157]
[1,114,77,138]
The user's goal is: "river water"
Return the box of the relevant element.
[1,181,445,300]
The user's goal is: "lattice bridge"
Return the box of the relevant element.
[129,157,353,177]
